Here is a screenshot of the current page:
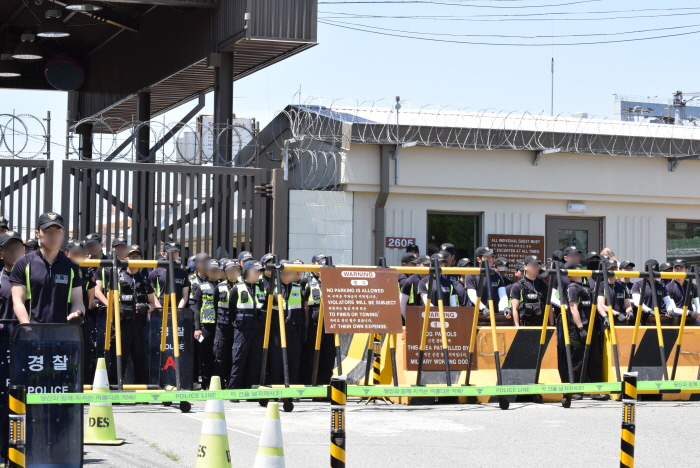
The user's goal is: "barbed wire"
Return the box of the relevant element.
[273,96,700,160]
[0,114,48,159]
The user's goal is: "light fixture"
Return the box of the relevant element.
[12,33,43,60]
[65,1,103,12]
[0,54,21,78]
[37,9,70,38]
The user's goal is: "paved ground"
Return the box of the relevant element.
[83,397,696,467]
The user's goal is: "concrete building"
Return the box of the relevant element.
[253,104,700,268]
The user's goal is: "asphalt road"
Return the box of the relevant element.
[83,398,697,467]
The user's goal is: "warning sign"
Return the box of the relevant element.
[487,234,545,279]
[404,306,474,371]
[321,268,403,334]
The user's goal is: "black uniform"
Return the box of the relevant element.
[268,281,305,385]
[401,274,425,307]
[417,276,468,306]
[226,280,267,389]
[597,280,630,325]
[149,267,191,306]
[565,281,601,383]
[631,279,667,324]
[397,273,410,289]
[510,276,548,326]
[191,277,217,389]
[108,268,153,383]
[665,279,699,326]
[464,270,504,307]
[300,275,335,385]
[9,250,83,323]
[78,266,97,382]
[0,267,14,321]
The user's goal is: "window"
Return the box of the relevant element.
[426,212,481,260]
[667,220,700,266]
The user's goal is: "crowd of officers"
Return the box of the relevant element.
[1,212,698,397]
[399,242,699,395]
[0,212,334,392]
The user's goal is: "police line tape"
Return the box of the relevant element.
[23,380,700,405]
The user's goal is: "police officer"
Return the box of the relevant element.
[659,262,673,287]
[229,260,267,389]
[94,237,128,308]
[109,245,155,383]
[66,240,98,381]
[398,253,417,289]
[440,243,460,282]
[268,260,305,385]
[510,256,548,327]
[300,256,335,385]
[213,260,242,386]
[149,242,190,309]
[464,246,506,316]
[0,217,8,270]
[619,260,636,294]
[10,212,85,324]
[24,238,39,253]
[495,257,512,288]
[664,259,699,325]
[597,258,633,326]
[191,259,220,389]
[565,262,603,388]
[509,262,524,296]
[417,252,468,307]
[406,243,419,256]
[631,259,667,325]
[259,253,274,290]
[551,246,582,311]
[0,231,23,320]
[400,255,430,318]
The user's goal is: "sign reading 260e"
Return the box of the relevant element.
[385,237,416,248]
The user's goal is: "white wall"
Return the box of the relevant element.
[288,190,353,265]
[344,143,700,266]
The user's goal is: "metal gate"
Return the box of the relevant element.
[60,160,286,259]
[0,158,54,239]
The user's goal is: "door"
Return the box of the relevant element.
[545,216,603,261]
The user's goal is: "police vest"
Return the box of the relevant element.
[235,282,266,312]
[306,278,322,307]
[199,281,216,324]
[272,283,303,320]
[517,278,543,316]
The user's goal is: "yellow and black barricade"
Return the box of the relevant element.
[330,375,347,468]
[670,266,696,380]
[7,385,26,468]
[620,371,637,468]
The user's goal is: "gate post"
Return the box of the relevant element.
[270,168,288,258]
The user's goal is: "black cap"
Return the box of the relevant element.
[439,243,456,255]
[456,258,473,268]
[523,255,542,265]
[494,257,509,270]
[563,261,581,270]
[514,261,525,272]
[551,250,564,263]
[659,262,673,272]
[293,259,304,265]
[37,212,64,230]
[0,230,22,247]
[66,240,86,253]
[586,251,601,261]
[415,255,431,265]
[279,259,292,266]
[311,253,326,263]
[24,238,39,251]
[619,260,635,269]
[563,246,582,256]
[602,258,619,270]
[112,237,127,248]
[430,252,447,262]
[406,244,419,254]
[673,258,688,268]
[127,244,143,256]
[401,253,417,264]
[84,233,102,244]
[223,259,240,270]
[208,259,222,270]
[163,241,181,253]
[475,246,495,258]
[243,260,264,273]
[0,216,9,228]
[238,251,253,262]
[260,253,275,265]
[644,259,659,271]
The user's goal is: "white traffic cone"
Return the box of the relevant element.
[195,376,232,468]
[254,402,285,468]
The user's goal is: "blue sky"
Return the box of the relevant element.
[2,0,699,155]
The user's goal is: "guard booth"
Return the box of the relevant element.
[10,324,83,467]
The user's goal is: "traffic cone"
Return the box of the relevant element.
[254,402,286,468]
[195,376,231,468]
[84,358,125,445]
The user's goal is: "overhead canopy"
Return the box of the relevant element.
[0,0,317,123]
